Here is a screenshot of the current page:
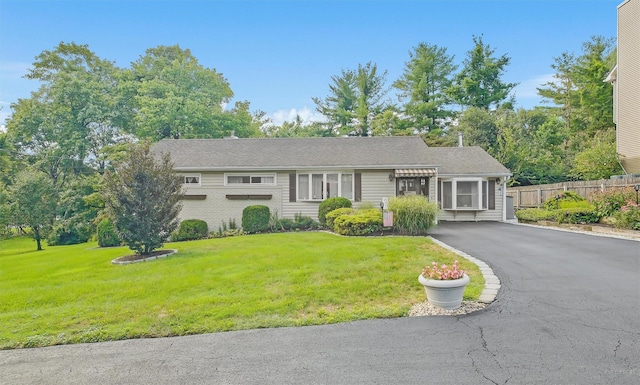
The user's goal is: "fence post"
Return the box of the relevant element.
[537,189,541,207]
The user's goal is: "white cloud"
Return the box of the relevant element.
[0,62,31,79]
[513,73,555,99]
[269,106,326,126]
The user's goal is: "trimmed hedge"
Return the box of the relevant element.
[318,197,352,225]
[97,218,120,247]
[171,219,209,241]
[325,207,356,230]
[242,205,271,233]
[333,209,382,236]
[516,207,600,224]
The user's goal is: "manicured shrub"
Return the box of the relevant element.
[515,207,600,224]
[242,205,271,233]
[515,208,557,222]
[388,195,437,235]
[97,218,120,247]
[590,187,638,218]
[325,207,356,230]
[318,197,352,225]
[171,219,209,241]
[333,209,382,236]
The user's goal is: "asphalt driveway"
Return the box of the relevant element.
[1,222,638,384]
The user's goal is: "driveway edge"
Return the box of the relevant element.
[428,236,500,304]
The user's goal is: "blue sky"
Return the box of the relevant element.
[0,0,620,128]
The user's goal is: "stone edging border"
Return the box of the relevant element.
[111,249,178,265]
[427,237,500,304]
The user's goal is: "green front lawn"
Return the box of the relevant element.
[0,233,484,349]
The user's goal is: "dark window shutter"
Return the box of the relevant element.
[289,173,296,202]
[488,180,496,210]
[354,173,361,202]
[437,180,442,203]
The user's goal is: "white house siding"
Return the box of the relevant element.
[359,170,396,208]
[179,172,283,232]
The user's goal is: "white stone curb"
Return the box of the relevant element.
[111,249,178,265]
[428,237,500,304]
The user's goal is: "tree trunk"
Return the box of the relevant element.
[34,227,43,251]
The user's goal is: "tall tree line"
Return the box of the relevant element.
[0,35,619,247]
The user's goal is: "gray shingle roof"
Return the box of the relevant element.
[423,146,511,176]
[151,136,510,176]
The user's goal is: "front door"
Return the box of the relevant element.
[397,177,428,197]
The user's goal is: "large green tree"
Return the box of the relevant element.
[102,143,183,255]
[448,35,517,110]
[393,43,457,136]
[6,42,125,187]
[8,169,58,250]
[124,45,234,140]
[313,62,390,136]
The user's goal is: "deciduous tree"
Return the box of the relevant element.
[8,169,58,250]
[125,45,234,140]
[101,143,183,255]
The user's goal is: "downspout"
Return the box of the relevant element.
[434,170,439,224]
[502,175,511,221]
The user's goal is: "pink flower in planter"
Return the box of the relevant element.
[421,260,465,280]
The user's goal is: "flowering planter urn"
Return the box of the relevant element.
[418,274,470,310]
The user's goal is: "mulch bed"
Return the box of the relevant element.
[111,249,177,265]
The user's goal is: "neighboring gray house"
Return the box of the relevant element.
[152,136,511,230]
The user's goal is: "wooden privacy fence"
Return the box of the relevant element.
[506,177,640,208]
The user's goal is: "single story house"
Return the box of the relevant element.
[151,136,511,231]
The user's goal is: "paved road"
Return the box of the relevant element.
[1,223,639,384]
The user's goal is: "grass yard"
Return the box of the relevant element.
[0,232,484,349]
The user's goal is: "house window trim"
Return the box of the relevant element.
[296,171,355,201]
[440,178,488,211]
[224,173,277,186]
[182,173,202,187]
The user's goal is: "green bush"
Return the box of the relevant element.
[47,221,93,246]
[388,195,437,235]
[515,208,557,222]
[543,191,586,210]
[325,207,355,230]
[277,213,318,231]
[242,205,271,233]
[318,197,352,225]
[590,187,638,218]
[614,204,640,230]
[555,208,600,224]
[97,218,120,247]
[333,209,382,236]
[515,207,600,224]
[171,219,209,241]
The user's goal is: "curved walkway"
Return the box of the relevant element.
[1,223,638,384]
